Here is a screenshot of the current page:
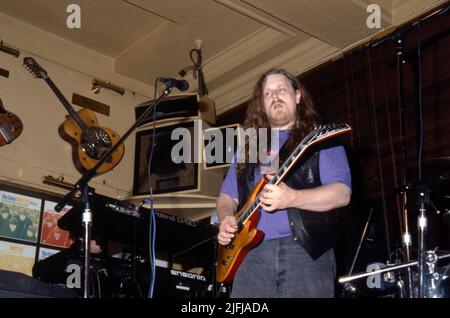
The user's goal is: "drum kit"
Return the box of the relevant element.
[339,158,450,298]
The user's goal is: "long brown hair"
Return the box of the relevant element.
[237,68,319,175]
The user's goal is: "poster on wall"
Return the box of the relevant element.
[0,190,41,242]
[40,201,73,248]
[38,247,60,261]
[0,241,36,276]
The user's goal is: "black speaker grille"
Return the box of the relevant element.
[133,121,198,195]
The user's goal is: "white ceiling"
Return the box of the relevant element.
[0,0,446,115]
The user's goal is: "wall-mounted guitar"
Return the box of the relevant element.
[23,57,124,174]
[0,98,23,146]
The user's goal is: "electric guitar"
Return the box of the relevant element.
[23,57,125,174]
[0,98,23,146]
[216,123,352,284]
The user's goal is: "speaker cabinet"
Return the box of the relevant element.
[132,119,223,198]
[135,94,216,127]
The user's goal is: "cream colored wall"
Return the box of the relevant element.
[0,51,149,199]
[0,12,227,219]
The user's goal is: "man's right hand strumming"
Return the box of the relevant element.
[218,215,238,245]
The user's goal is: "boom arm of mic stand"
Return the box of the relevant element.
[55,87,173,212]
[339,253,450,284]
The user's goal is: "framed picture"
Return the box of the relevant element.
[0,241,36,276]
[38,247,61,261]
[0,190,41,242]
[40,201,73,248]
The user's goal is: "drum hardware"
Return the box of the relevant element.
[413,169,450,297]
[341,282,358,296]
[424,250,441,298]
[417,188,429,297]
[338,252,450,298]
[381,165,450,298]
[429,201,441,214]
[340,207,374,297]
[368,3,450,296]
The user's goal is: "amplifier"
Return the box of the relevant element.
[135,94,198,127]
[135,94,216,127]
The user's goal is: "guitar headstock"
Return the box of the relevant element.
[306,123,352,145]
[23,57,48,79]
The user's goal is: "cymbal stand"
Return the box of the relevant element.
[395,35,415,298]
[81,187,93,298]
[341,208,374,297]
[417,186,430,297]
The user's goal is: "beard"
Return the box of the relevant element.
[267,102,295,128]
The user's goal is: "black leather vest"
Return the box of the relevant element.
[237,145,338,260]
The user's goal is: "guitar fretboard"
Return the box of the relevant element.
[45,78,87,130]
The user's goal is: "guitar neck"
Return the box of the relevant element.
[44,77,87,130]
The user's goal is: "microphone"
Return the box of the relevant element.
[157,77,189,91]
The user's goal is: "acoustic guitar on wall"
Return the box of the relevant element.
[23,57,124,174]
[0,98,23,146]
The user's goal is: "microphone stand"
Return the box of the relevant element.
[417,185,430,298]
[54,85,174,298]
[341,208,374,297]
[394,35,415,298]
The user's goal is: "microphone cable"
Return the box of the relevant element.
[146,79,159,298]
